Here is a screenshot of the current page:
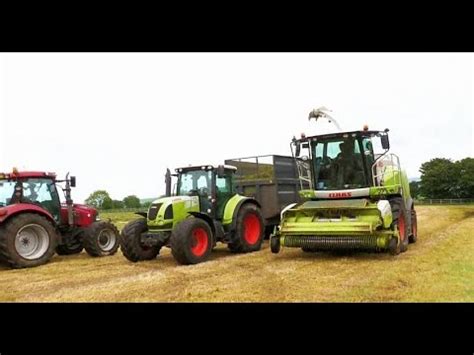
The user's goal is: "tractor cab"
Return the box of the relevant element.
[0,170,62,222]
[291,127,398,196]
[0,169,96,227]
[173,164,237,218]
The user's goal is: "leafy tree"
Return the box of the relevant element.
[419,157,474,199]
[123,195,141,208]
[141,201,152,208]
[102,196,113,210]
[456,158,474,198]
[409,181,420,199]
[112,200,125,209]
[85,190,112,209]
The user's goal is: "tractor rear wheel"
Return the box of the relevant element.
[56,232,84,255]
[409,208,418,243]
[228,203,265,253]
[0,213,58,268]
[389,197,409,254]
[170,218,213,265]
[83,221,120,257]
[121,219,161,262]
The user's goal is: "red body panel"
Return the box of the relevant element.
[0,203,55,224]
[60,203,97,227]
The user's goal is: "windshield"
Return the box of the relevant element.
[0,177,59,204]
[313,136,372,190]
[178,170,213,196]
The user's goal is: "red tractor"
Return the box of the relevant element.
[0,169,120,268]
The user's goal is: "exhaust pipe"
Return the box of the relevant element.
[165,168,172,197]
[65,172,74,226]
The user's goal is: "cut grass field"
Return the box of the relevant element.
[0,206,473,302]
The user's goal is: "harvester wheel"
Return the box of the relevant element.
[388,237,400,255]
[0,213,58,268]
[228,203,265,253]
[409,208,418,244]
[56,232,84,255]
[389,197,409,254]
[83,221,120,257]
[170,218,213,265]
[270,235,280,253]
[121,219,161,262]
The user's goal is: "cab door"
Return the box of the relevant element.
[215,171,234,220]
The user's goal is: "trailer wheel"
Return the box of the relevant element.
[409,208,418,244]
[170,218,213,265]
[228,203,265,253]
[389,197,409,254]
[121,219,161,262]
[0,213,58,268]
[83,221,120,257]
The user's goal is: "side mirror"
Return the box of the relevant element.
[381,135,390,150]
[70,176,76,187]
[217,165,226,178]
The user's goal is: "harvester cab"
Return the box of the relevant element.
[121,164,265,265]
[270,112,418,256]
[0,169,120,268]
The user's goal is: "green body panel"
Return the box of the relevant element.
[146,195,199,232]
[146,192,250,232]
[277,198,398,249]
[222,194,248,226]
[281,199,382,235]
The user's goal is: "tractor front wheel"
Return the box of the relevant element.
[83,221,120,257]
[170,218,213,265]
[121,219,161,262]
[0,213,58,268]
[228,204,265,253]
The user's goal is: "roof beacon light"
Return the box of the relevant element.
[363,124,369,131]
[301,132,306,139]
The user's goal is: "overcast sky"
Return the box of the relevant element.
[0,53,472,203]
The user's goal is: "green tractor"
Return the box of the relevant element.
[270,109,418,256]
[120,164,265,265]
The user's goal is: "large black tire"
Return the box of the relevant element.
[56,232,84,255]
[83,221,120,257]
[120,219,161,262]
[389,197,409,254]
[170,218,213,265]
[0,213,58,268]
[228,203,265,253]
[409,208,418,244]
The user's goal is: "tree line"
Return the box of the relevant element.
[410,157,474,199]
[84,190,152,210]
